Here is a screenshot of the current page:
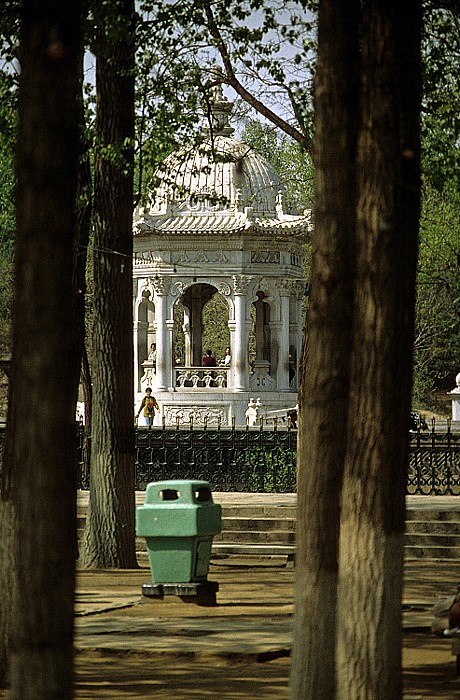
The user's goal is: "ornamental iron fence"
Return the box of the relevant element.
[2,423,460,495]
[77,424,460,495]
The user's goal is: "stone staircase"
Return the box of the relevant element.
[212,505,296,559]
[405,509,460,560]
[212,505,460,562]
[77,496,460,563]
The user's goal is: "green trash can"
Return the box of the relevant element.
[136,479,222,584]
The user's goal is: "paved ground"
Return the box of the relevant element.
[69,557,460,699]
[3,493,460,698]
[73,492,460,698]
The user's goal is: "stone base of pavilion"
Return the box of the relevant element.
[135,390,298,428]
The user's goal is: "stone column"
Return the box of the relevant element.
[153,277,171,392]
[233,276,250,391]
[183,306,191,366]
[277,281,291,390]
[448,373,460,421]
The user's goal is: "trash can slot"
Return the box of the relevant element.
[160,488,180,501]
[195,487,212,503]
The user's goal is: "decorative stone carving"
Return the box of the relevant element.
[217,282,231,296]
[175,368,228,389]
[233,275,251,295]
[245,397,261,427]
[164,405,227,426]
[171,281,185,297]
[134,252,163,266]
[257,277,270,293]
[251,251,280,264]
[172,250,228,264]
[152,277,171,296]
[172,251,191,263]
[276,279,292,296]
[249,360,276,391]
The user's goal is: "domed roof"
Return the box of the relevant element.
[150,135,285,218]
[149,85,287,219]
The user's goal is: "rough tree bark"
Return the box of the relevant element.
[5,0,82,697]
[290,1,360,697]
[337,3,421,698]
[292,1,421,697]
[79,0,137,569]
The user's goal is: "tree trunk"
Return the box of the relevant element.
[6,1,82,697]
[337,2,421,698]
[0,500,15,687]
[79,0,137,569]
[0,368,16,688]
[292,1,421,698]
[290,2,360,697]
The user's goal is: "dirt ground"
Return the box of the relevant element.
[71,635,460,699]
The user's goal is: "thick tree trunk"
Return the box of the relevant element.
[290,2,360,697]
[6,1,82,697]
[337,2,421,698]
[0,500,15,687]
[79,0,137,569]
[0,375,16,688]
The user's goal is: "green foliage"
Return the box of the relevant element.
[242,118,314,213]
[413,180,460,407]
[134,0,317,201]
[422,2,460,188]
[202,293,230,362]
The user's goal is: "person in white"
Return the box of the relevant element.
[221,346,231,365]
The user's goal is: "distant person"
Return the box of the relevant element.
[221,346,231,366]
[202,349,217,367]
[135,387,159,427]
[287,409,298,430]
[148,342,157,364]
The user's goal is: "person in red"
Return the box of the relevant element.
[202,349,216,367]
[135,387,159,427]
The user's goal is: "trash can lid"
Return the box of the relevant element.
[143,480,214,505]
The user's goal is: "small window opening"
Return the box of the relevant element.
[160,489,180,501]
[195,487,211,502]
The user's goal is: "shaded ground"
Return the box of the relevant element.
[71,640,460,700]
[71,557,460,698]
[2,527,460,698]
[56,560,460,697]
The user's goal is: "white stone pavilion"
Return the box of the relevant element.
[133,87,311,426]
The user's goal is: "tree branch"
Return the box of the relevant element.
[202,0,312,153]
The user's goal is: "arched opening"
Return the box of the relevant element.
[173,284,230,380]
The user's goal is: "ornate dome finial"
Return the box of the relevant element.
[205,66,234,136]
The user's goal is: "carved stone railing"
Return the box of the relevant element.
[174,366,229,389]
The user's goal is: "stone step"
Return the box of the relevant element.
[215,529,296,545]
[406,520,460,534]
[405,509,460,521]
[212,543,295,557]
[404,533,460,547]
[77,503,460,561]
[220,505,297,519]
[404,544,460,560]
[222,516,296,531]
